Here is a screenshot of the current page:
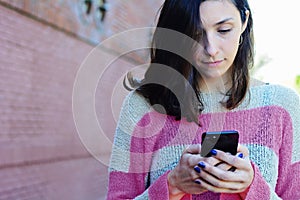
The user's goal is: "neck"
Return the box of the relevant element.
[199,76,232,94]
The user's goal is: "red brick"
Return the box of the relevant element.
[0,0,164,198]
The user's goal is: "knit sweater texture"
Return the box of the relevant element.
[107,84,300,200]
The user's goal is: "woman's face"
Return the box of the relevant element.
[193,0,248,83]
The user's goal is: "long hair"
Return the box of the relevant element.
[125,0,254,124]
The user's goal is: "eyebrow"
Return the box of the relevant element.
[214,18,234,26]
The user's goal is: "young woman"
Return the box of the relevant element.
[107,0,300,199]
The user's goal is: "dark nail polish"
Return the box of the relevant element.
[194,180,201,184]
[198,161,206,168]
[238,153,244,158]
[210,149,217,156]
[194,166,201,173]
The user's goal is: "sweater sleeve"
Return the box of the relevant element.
[273,88,300,199]
[242,88,300,200]
[106,91,174,200]
[242,150,300,200]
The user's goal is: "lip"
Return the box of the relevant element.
[203,60,223,67]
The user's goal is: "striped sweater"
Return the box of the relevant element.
[107,84,300,199]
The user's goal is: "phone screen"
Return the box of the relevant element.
[200,130,239,157]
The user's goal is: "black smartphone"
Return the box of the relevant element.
[200,130,239,157]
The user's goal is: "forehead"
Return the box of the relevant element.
[199,0,240,26]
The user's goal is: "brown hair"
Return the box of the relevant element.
[125,0,254,124]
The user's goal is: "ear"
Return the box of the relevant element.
[241,10,250,33]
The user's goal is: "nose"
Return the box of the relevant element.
[204,34,218,57]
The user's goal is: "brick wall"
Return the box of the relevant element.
[0,0,163,199]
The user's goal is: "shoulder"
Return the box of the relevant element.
[265,84,299,106]
[247,83,300,128]
[250,82,299,106]
[117,90,152,130]
[121,90,151,115]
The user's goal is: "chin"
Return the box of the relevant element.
[204,72,226,79]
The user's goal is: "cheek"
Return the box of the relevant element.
[224,38,240,60]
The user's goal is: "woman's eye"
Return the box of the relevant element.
[218,29,232,34]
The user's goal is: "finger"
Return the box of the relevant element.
[192,165,203,180]
[212,150,248,170]
[181,145,203,167]
[205,156,224,167]
[181,152,205,168]
[237,144,249,157]
[196,171,246,192]
[191,179,208,194]
[184,144,202,154]
[197,161,243,182]
[215,161,234,171]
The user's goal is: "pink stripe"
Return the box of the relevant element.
[148,171,169,199]
[130,112,180,153]
[130,111,199,153]
[106,171,147,199]
[130,106,293,157]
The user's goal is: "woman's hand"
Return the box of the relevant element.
[167,144,225,198]
[167,144,254,199]
[196,144,254,194]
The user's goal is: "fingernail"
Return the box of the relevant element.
[198,161,205,168]
[194,179,201,184]
[210,149,217,156]
[238,153,244,158]
[194,166,201,173]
